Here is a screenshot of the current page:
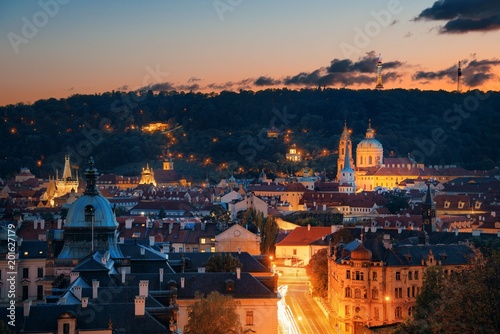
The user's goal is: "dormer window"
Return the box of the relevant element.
[458,201,465,209]
[475,201,482,209]
[225,279,235,292]
[84,205,95,223]
[444,201,450,209]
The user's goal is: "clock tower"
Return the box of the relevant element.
[422,180,436,236]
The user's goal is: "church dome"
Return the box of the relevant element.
[357,138,383,149]
[350,243,372,261]
[65,194,118,229]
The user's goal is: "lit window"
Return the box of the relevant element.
[372,272,377,281]
[246,311,253,326]
[372,289,379,299]
[200,238,206,244]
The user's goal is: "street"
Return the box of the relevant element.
[278,281,335,334]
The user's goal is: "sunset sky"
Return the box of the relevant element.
[1,0,499,106]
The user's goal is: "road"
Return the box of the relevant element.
[278,281,335,334]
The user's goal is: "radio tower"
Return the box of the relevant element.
[456,61,462,93]
[375,53,384,90]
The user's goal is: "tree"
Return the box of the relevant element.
[184,291,242,334]
[210,205,231,224]
[396,250,500,334]
[305,248,328,298]
[260,215,279,256]
[205,253,243,272]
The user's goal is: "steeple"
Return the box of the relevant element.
[62,155,73,180]
[343,143,354,172]
[337,120,354,180]
[339,142,356,194]
[84,157,99,196]
[375,54,384,90]
[422,180,436,236]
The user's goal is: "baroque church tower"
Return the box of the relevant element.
[339,142,356,194]
[356,120,383,168]
[337,121,355,180]
[422,181,436,236]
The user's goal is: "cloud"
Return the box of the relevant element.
[177,83,200,91]
[415,0,500,33]
[281,51,404,87]
[138,82,176,91]
[116,85,129,91]
[188,77,201,83]
[413,58,500,87]
[254,76,282,86]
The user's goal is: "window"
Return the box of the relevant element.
[63,323,70,334]
[22,285,28,300]
[354,271,364,281]
[345,305,350,316]
[372,272,377,281]
[395,287,402,298]
[193,247,198,252]
[407,287,411,298]
[37,267,43,278]
[345,287,351,298]
[84,205,95,223]
[395,271,401,281]
[374,307,380,320]
[412,286,416,298]
[210,247,216,252]
[372,288,379,299]
[178,247,183,252]
[200,238,206,244]
[346,270,351,279]
[292,249,297,256]
[37,285,43,300]
[23,268,29,278]
[408,271,412,280]
[395,307,403,319]
[354,288,361,299]
[408,306,416,317]
[414,271,419,280]
[246,311,253,325]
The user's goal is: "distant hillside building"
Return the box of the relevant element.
[41,155,79,206]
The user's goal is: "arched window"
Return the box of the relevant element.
[345,287,351,298]
[84,205,95,223]
[372,288,379,299]
[395,307,403,319]
[354,288,361,299]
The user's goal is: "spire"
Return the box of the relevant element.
[424,180,434,205]
[376,54,384,90]
[342,143,354,172]
[84,157,99,196]
[62,155,72,180]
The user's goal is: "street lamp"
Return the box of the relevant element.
[384,296,390,324]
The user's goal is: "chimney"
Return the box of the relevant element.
[454,228,459,236]
[149,236,155,246]
[180,277,185,289]
[236,267,241,279]
[134,296,145,316]
[92,280,99,299]
[74,286,82,300]
[364,226,369,233]
[70,272,79,284]
[323,204,326,211]
[197,267,206,273]
[34,220,38,230]
[18,237,23,247]
[169,222,173,234]
[59,297,66,305]
[101,256,107,266]
[82,297,88,308]
[139,280,149,297]
[307,224,311,231]
[140,248,145,256]
[23,299,32,317]
[57,219,62,229]
[40,219,45,230]
[383,234,392,249]
[119,237,125,244]
[121,268,126,284]
[125,218,133,229]
[159,268,164,283]
[238,248,241,254]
